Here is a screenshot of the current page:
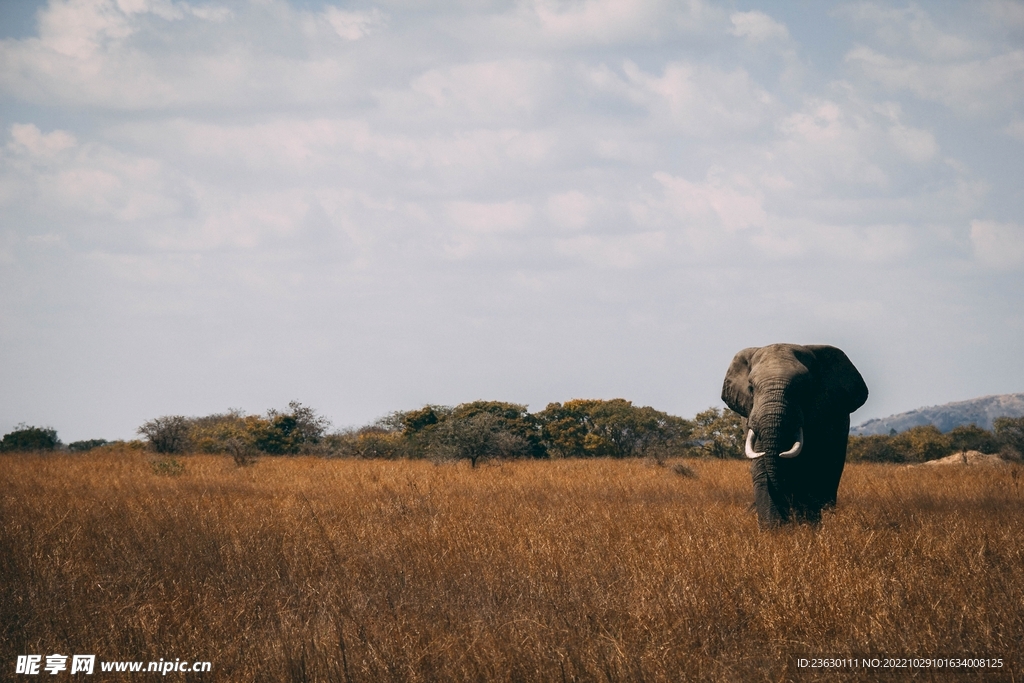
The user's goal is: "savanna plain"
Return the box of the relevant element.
[1,449,1021,682]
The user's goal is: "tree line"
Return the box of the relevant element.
[3,401,1023,466]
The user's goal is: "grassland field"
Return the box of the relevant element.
[1,447,1022,682]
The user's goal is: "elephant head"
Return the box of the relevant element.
[721,344,868,528]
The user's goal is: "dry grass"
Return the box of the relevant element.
[1,448,1021,681]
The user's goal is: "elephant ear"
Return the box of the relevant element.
[806,345,869,414]
[721,347,758,417]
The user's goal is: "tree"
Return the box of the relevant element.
[68,439,109,452]
[847,434,900,463]
[450,401,545,459]
[994,416,1024,456]
[138,416,192,454]
[537,399,691,459]
[890,425,951,463]
[0,424,61,451]
[690,408,745,459]
[429,412,531,467]
[255,401,331,455]
[947,424,1000,454]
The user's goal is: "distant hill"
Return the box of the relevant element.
[851,393,1024,436]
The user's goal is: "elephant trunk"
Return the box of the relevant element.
[748,382,800,528]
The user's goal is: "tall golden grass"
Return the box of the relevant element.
[1,448,1021,681]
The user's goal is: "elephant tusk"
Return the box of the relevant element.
[745,430,764,459]
[780,428,804,458]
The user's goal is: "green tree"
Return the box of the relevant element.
[68,439,109,452]
[251,401,331,455]
[429,412,532,467]
[537,399,691,459]
[890,425,952,463]
[947,424,1000,454]
[138,416,192,454]
[450,401,545,459]
[994,416,1024,456]
[690,408,745,459]
[847,434,901,462]
[0,424,61,452]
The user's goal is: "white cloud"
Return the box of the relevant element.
[773,99,889,187]
[546,191,596,231]
[323,7,385,41]
[553,231,667,269]
[2,123,177,228]
[527,0,715,45]
[840,3,977,60]
[0,0,360,109]
[447,201,534,234]
[651,171,766,233]
[1004,119,1024,141]
[729,10,789,43]
[970,220,1024,268]
[589,60,773,135]
[8,124,77,157]
[402,60,555,123]
[887,122,938,163]
[845,46,1024,115]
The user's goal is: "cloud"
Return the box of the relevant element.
[546,191,597,231]
[447,201,534,234]
[588,60,773,135]
[1004,119,1024,141]
[526,0,716,45]
[553,231,667,269]
[729,10,789,43]
[970,220,1024,268]
[0,0,363,109]
[650,171,766,233]
[846,45,1024,114]
[2,123,177,227]
[887,121,938,163]
[323,7,385,40]
[839,3,977,60]
[404,60,556,123]
[773,99,889,188]
[840,3,1024,116]
[8,123,77,157]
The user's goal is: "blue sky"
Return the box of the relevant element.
[1,0,1023,441]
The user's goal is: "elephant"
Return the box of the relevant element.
[721,344,868,528]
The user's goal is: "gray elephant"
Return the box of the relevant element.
[721,344,868,528]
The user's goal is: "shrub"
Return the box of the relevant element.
[189,410,257,454]
[150,456,185,476]
[254,402,331,455]
[429,412,532,467]
[947,424,1000,454]
[325,428,410,460]
[690,408,745,459]
[68,439,109,452]
[890,425,953,463]
[537,399,692,459]
[0,424,61,452]
[137,416,192,454]
[847,434,901,463]
[450,401,545,459]
[994,416,1024,457]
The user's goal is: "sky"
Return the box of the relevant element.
[1,0,1023,442]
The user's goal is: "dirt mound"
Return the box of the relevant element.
[917,450,1009,467]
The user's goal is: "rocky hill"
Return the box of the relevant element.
[851,393,1024,436]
